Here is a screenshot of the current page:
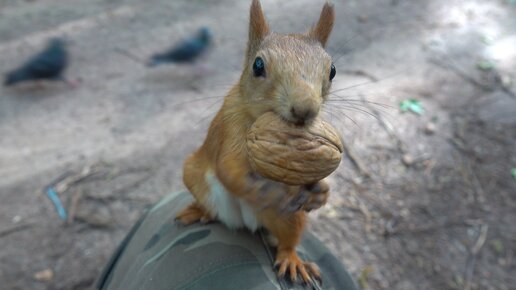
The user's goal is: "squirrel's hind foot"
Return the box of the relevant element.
[274,249,322,287]
[175,202,214,225]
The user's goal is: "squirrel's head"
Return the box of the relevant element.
[239,0,335,126]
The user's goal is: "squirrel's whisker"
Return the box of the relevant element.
[330,70,405,94]
[321,107,358,127]
[194,99,225,126]
[328,104,383,122]
[331,33,360,64]
[171,95,225,107]
[328,99,393,117]
[328,96,393,109]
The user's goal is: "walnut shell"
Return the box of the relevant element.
[247,112,343,185]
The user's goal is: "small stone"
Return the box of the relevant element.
[500,74,512,87]
[12,215,21,223]
[400,208,410,217]
[357,15,368,23]
[402,154,414,166]
[34,269,54,281]
[325,207,339,218]
[424,122,436,135]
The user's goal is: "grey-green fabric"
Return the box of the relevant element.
[97,191,358,290]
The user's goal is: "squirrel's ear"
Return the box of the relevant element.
[247,0,269,56]
[308,2,335,47]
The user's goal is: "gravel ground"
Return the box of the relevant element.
[0,0,515,289]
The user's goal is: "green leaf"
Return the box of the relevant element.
[512,168,516,180]
[358,266,373,289]
[400,99,424,115]
[476,60,495,71]
[481,35,495,45]
[490,239,504,254]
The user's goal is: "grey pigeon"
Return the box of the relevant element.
[4,38,69,86]
[148,27,212,67]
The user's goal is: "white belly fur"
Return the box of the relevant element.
[205,171,260,231]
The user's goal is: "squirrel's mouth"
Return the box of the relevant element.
[277,111,316,127]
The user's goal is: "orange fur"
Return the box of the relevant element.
[247,0,270,58]
[309,2,335,47]
[178,0,335,285]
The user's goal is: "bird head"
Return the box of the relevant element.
[48,37,67,49]
[198,27,212,45]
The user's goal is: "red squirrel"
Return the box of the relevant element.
[177,0,336,285]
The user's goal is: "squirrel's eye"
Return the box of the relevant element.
[329,63,336,81]
[253,57,266,78]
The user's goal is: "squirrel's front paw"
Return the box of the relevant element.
[246,173,329,213]
[302,180,329,212]
[282,180,329,213]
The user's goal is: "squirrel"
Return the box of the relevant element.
[176,0,336,285]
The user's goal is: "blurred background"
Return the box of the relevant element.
[0,0,515,289]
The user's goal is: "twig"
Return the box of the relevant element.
[67,189,84,225]
[454,151,489,208]
[341,139,371,178]
[431,56,516,99]
[0,222,36,238]
[43,166,95,221]
[358,201,373,233]
[384,220,468,237]
[114,47,146,65]
[468,164,486,205]
[54,166,95,193]
[344,189,374,233]
[84,194,153,203]
[463,224,488,290]
[500,83,516,99]
[108,173,153,196]
[429,57,494,92]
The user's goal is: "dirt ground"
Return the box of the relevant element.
[0,0,515,289]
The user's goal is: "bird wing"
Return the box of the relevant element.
[166,39,206,62]
[23,46,68,79]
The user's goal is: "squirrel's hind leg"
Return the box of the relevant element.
[178,152,215,225]
[259,211,322,286]
[176,202,214,225]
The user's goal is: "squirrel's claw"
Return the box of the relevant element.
[274,250,322,287]
[281,190,310,212]
[300,181,329,212]
[280,180,329,213]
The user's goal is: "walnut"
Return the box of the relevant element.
[247,112,343,185]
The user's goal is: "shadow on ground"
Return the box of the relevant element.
[0,0,514,289]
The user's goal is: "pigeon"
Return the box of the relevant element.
[148,27,212,67]
[4,37,69,86]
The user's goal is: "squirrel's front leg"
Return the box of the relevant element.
[216,150,290,208]
[216,145,329,214]
[246,174,329,214]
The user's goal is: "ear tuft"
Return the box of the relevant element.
[247,0,269,57]
[309,2,335,47]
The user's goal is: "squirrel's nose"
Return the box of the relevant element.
[290,105,316,125]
